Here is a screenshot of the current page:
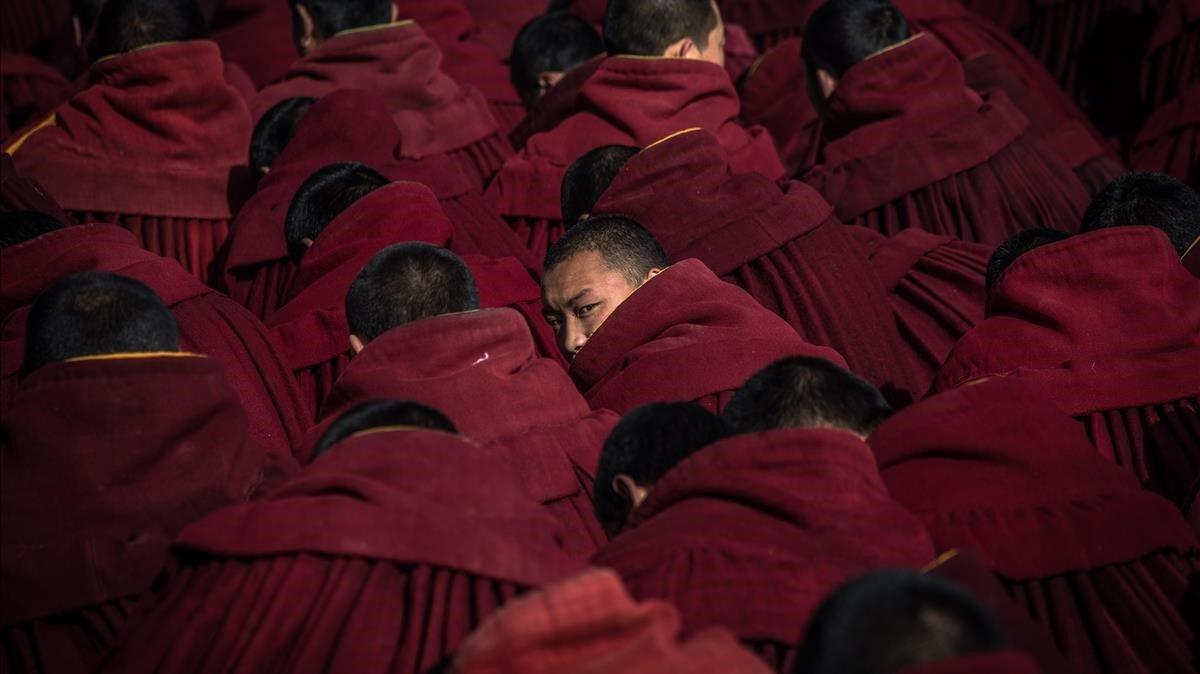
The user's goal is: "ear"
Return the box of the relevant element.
[816,68,839,99]
[612,474,649,515]
[536,70,565,95]
[258,165,271,177]
[644,267,664,283]
[301,237,315,249]
[390,2,400,22]
[72,16,83,49]
[661,36,694,59]
[296,3,319,54]
[349,334,366,354]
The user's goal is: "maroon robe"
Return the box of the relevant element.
[5,41,251,282]
[93,428,580,674]
[250,21,512,189]
[569,258,846,415]
[461,0,546,60]
[801,34,1090,245]
[1,354,276,674]
[871,377,1200,674]
[1141,0,1199,110]
[506,55,605,152]
[1129,81,1199,185]
[0,0,69,57]
[0,52,73,140]
[897,653,1042,674]
[592,428,935,671]
[486,56,785,262]
[0,152,74,223]
[0,224,310,457]
[934,227,1200,517]
[738,38,822,176]
[208,0,298,89]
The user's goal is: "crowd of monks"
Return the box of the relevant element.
[0,0,1198,672]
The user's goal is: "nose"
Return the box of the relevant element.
[564,324,589,358]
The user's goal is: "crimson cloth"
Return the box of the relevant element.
[801,34,1090,245]
[93,428,580,674]
[1129,81,1199,186]
[870,377,1200,674]
[593,428,935,671]
[5,41,252,282]
[506,55,605,152]
[0,0,69,57]
[738,38,822,176]
[0,224,310,458]
[1,354,275,674]
[485,56,785,262]
[0,52,74,140]
[218,88,537,320]
[250,22,512,189]
[934,227,1200,519]
[569,258,846,415]
[461,0,546,60]
[208,0,298,89]
[448,568,774,674]
[896,653,1042,674]
[0,152,74,223]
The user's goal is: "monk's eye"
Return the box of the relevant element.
[577,303,600,317]
[544,315,563,329]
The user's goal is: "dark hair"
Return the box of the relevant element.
[603,0,719,56]
[511,12,604,106]
[284,162,390,260]
[346,243,480,343]
[723,356,893,436]
[803,0,910,78]
[92,0,208,60]
[0,211,65,248]
[795,570,1008,674]
[312,399,458,459]
[986,228,1071,291]
[594,402,729,537]
[561,145,640,227]
[250,97,317,179]
[1080,171,1200,258]
[544,214,669,286]
[22,272,179,376]
[289,0,392,42]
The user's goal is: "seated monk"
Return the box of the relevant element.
[540,215,844,414]
[1,272,279,674]
[252,0,512,188]
[4,0,252,282]
[248,97,317,185]
[92,401,580,674]
[0,212,309,458]
[486,0,784,262]
[1080,171,1200,275]
[592,356,934,671]
[509,12,605,112]
[870,377,1200,674]
[799,0,1090,245]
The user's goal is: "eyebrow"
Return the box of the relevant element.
[564,288,593,308]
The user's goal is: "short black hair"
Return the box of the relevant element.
[1079,171,1200,258]
[561,145,640,227]
[284,162,390,260]
[723,356,893,436]
[986,228,1071,291]
[312,399,458,459]
[91,0,209,60]
[250,97,317,179]
[0,211,65,248]
[603,0,719,56]
[511,12,604,107]
[543,214,669,286]
[345,243,480,343]
[594,402,729,537]
[22,272,179,376]
[290,0,392,42]
[796,570,1008,674]
[803,0,910,78]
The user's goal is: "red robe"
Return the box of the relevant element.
[461,0,546,60]
[1,354,276,674]
[738,38,822,176]
[592,428,935,671]
[250,21,512,188]
[486,56,785,262]
[0,152,74,223]
[311,308,616,558]
[871,377,1200,674]
[1129,81,1199,186]
[897,653,1043,674]
[0,52,73,140]
[506,55,605,152]
[933,227,1200,518]
[92,429,580,674]
[801,34,1090,245]
[208,0,298,89]
[1140,0,1199,111]
[569,258,846,415]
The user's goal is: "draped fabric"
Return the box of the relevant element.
[507,56,604,152]
[0,152,74,223]
[461,0,547,61]
[738,38,823,176]
[0,52,73,140]
[207,0,298,88]
[1129,81,1199,185]
[896,652,1043,674]
[1140,0,1200,109]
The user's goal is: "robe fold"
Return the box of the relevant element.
[310,308,616,558]
[461,0,546,60]
[1,354,275,674]
[871,377,1200,674]
[0,152,74,223]
[737,38,822,176]
[0,52,73,140]
[208,0,298,89]
[1129,81,1199,185]
[5,41,252,282]
[1141,0,1199,110]
[93,429,580,674]
[506,55,605,152]
[592,428,935,671]
[934,227,1200,518]
[569,258,846,415]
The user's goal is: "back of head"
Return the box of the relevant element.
[723,356,893,437]
[290,0,392,42]
[346,243,480,344]
[797,570,1007,674]
[284,161,390,260]
[312,399,457,459]
[22,271,179,376]
[250,97,317,180]
[0,211,65,248]
[511,12,604,106]
[92,0,208,60]
[986,228,1072,292]
[603,0,719,56]
[1079,171,1200,258]
[544,214,669,286]
[803,0,910,78]
[561,145,640,227]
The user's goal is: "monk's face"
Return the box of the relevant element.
[541,250,654,360]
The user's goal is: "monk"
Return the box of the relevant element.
[560,144,639,226]
[92,402,580,674]
[249,97,317,183]
[593,356,934,671]
[1079,171,1200,273]
[870,377,1200,674]
[509,12,605,110]
[1,272,278,674]
[251,0,512,188]
[541,215,845,414]
[799,0,1090,245]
